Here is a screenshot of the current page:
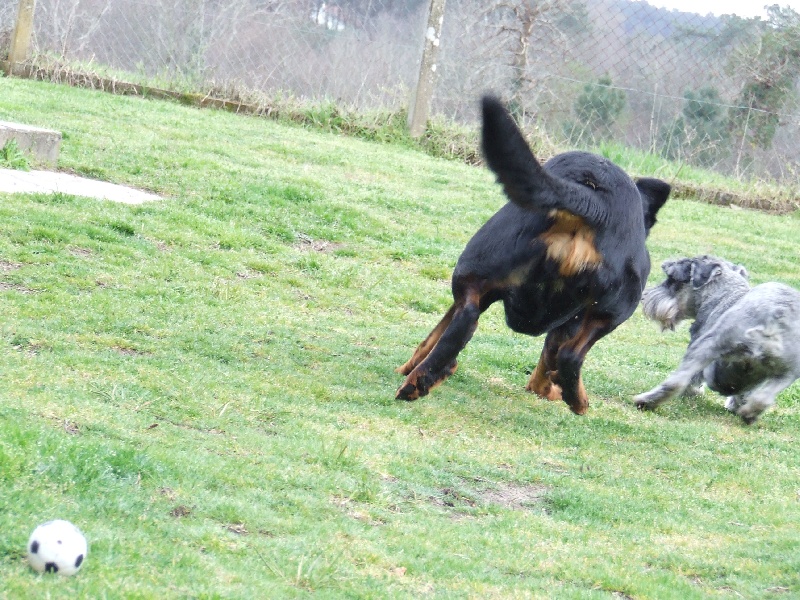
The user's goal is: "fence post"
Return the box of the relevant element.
[6,0,37,75]
[408,0,446,138]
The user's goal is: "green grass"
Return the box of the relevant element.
[16,56,800,213]
[0,139,30,170]
[0,76,799,598]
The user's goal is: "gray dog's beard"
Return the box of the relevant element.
[641,287,683,331]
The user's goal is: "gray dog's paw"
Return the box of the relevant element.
[635,380,682,409]
[724,395,743,413]
[738,411,760,425]
[634,389,661,410]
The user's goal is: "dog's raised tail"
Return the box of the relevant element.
[481,95,552,206]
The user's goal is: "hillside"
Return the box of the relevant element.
[0,77,798,598]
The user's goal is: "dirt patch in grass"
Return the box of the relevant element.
[113,345,149,356]
[0,260,31,293]
[425,480,549,514]
[0,260,22,272]
[294,234,345,253]
[170,505,192,518]
[226,523,249,535]
[477,482,549,510]
[62,420,81,435]
[0,282,35,294]
[432,487,477,509]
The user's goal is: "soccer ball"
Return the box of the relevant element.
[27,520,88,576]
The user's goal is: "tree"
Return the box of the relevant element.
[659,87,729,167]
[34,0,117,58]
[726,6,800,151]
[481,0,588,120]
[564,75,625,145]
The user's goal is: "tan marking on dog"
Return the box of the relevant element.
[540,210,602,276]
[396,304,456,375]
[526,360,562,401]
[505,263,533,287]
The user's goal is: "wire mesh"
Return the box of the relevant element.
[2,0,799,183]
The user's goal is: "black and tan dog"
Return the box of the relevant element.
[396,96,671,414]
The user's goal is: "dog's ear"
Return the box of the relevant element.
[636,178,671,233]
[690,259,722,289]
[733,264,749,279]
[662,258,692,283]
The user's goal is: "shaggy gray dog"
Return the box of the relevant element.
[635,255,800,423]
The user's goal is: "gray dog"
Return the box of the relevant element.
[634,255,800,423]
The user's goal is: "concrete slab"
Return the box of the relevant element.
[0,168,161,204]
[0,121,62,167]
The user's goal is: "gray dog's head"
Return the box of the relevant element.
[641,255,749,331]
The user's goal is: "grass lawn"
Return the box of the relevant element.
[0,76,799,599]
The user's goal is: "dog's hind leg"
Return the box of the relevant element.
[396,286,482,401]
[396,304,457,376]
[735,374,795,424]
[550,316,613,415]
[527,345,562,401]
[527,327,572,402]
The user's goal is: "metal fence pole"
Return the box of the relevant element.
[407,0,446,138]
[6,0,37,75]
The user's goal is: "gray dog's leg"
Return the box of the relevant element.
[684,372,705,397]
[724,394,746,412]
[635,334,720,409]
[735,375,796,424]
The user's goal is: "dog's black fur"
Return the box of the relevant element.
[396,96,671,414]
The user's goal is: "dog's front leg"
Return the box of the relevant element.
[526,325,589,403]
[635,358,706,409]
[634,378,686,409]
[635,336,719,410]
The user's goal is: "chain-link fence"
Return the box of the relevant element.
[2,0,800,184]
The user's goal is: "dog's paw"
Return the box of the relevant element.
[396,373,426,401]
[738,411,760,425]
[525,380,563,401]
[395,382,421,401]
[735,402,766,425]
[566,397,589,416]
[635,380,684,410]
[724,396,740,412]
[634,390,661,410]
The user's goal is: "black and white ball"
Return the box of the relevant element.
[27,520,87,576]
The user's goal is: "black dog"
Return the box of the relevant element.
[396,96,671,414]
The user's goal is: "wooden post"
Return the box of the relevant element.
[408,0,446,138]
[6,0,37,76]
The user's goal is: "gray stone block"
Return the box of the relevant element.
[0,120,61,167]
